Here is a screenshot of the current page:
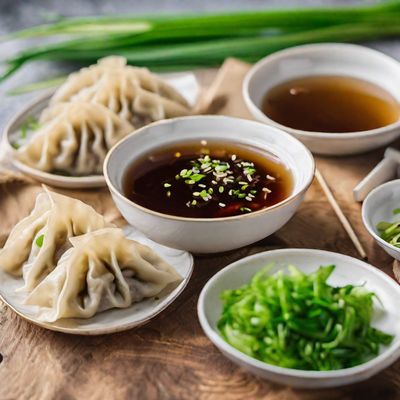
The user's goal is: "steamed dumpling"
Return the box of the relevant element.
[26,228,182,322]
[49,56,192,127]
[17,102,134,176]
[0,189,111,291]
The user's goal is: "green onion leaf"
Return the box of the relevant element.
[35,234,44,247]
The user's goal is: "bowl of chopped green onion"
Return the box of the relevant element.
[362,179,400,261]
[197,248,400,388]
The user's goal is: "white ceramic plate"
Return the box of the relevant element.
[362,179,400,261]
[0,225,193,335]
[198,248,400,388]
[2,73,199,188]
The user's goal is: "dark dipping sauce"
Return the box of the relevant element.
[123,141,293,218]
[261,75,400,133]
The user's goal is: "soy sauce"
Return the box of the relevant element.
[123,141,293,218]
[261,75,400,133]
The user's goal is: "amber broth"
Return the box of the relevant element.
[123,140,293,218]
[261,75,400,133]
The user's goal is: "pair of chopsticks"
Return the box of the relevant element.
[315,169,367,259]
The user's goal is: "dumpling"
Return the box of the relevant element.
[0,189,111,291]
[17,102,134,175]
[25,228,182,322]
[49,56,192,127]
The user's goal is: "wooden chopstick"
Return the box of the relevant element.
[315,168,367,259]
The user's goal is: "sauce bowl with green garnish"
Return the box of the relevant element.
[362,179,400,261]
[104,116,314,253]
[198,249,400,388]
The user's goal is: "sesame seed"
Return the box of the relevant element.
[198,184,206,188]
[266,174,276,181]
[262,187,272,193]
[219,203,226,208]
[231,154,237,161]
[163,183,171,188]
[245,196,252,201]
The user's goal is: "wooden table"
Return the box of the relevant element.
[1,62,399,400]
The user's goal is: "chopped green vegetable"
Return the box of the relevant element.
[218,264,393,371]
[35,234,44,248]
[20,116,40,140]
[377,208,400,247]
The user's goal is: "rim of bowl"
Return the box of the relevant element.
[104,115,315,223]
[197,248,400,379]
[3,90,106,185]
[362,179,400,255]
[243,43,400,139]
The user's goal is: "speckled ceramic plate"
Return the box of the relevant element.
[3,73,199,188]
[0,225,193,335]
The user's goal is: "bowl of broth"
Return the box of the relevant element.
[104,116,314,253]
[243,43,400,155]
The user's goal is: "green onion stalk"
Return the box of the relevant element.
[2,1,400,92]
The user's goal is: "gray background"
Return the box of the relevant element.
[0,0,399,135]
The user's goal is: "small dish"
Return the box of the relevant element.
[243,43,400,156]
[0,224,193,335]
[198,248,400,388]
[2,72,199,189]
[362,179,400,260]
[104,115,315,253]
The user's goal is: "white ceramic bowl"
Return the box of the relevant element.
[104,116,315,253]
[243,43,400,156]
[362,179,400,260]
[198,248,400,388]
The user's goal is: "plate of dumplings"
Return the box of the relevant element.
[3,56,198,188]
[0,188,193,334]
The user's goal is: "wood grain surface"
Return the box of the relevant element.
[1,60,399,400]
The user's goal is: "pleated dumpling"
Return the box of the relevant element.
[17,102,134,176]
[0,189,111,291]
[26,228,182,322]
[49,56,192,127]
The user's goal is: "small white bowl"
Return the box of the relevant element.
[362,179,400,260]
[198,248,400,388]
[243,43,400,156]
[104,116,315,253]
[3,73,199,189]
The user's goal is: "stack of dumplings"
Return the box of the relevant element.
[18,102,134,175]
[0,189,182,322]
[16,56,193,176]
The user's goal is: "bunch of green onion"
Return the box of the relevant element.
[218,264,393,371]
[2,1,400,91]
